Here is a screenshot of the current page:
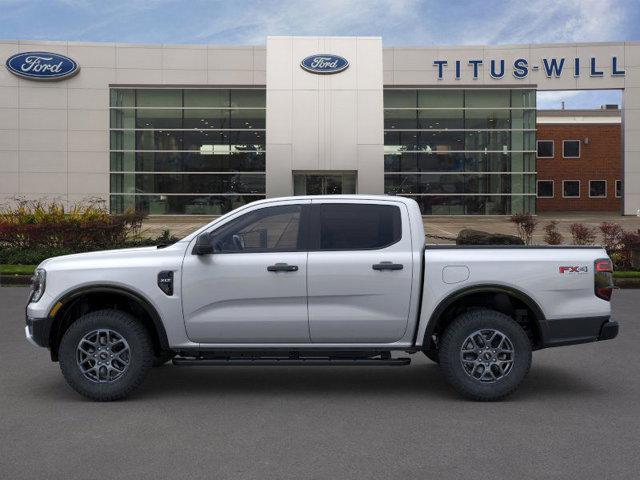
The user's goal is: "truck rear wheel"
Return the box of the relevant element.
[439,309,531,401]
[58,309,153,401]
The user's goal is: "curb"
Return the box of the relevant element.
[0,274,32,286]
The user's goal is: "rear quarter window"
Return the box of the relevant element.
[316,203,402,250]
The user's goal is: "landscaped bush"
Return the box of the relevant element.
[0,198,158,263]
[509,213,538,245]
[569,223,597,245]
[543,221,563,245]
[599,222,624,252]
[0,197,145,250]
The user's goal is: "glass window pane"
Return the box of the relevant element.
[384,109,418,129]
[465,108,510,129]
[465,90,510,108]
[229,109,266,129]
[590,180,606,197]
[563,140,580,158]
[465,130,510,151]
[136,109,183,129]
[563,181,580,197]
[318,204,402,250]
[136,130,183,150]
[537,140,554,158]
[537,180,554,197]
[184,89,228,107]
[136,89,182,107]
[110,173,264,194]
[419,90,463,108]
[422,131,465,151]
[110,194,262,215]
[418,109,464,129]
[122,151,265,172]
[183,109,229,129]
[230,89,266,107]
[110,131,136,150]
[384,90,415,108]
[110,89,135,107]
[110,108,135,129]
[212,205,301,252]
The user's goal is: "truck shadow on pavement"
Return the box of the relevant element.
[31,362,605,402]
[127,362,604,402]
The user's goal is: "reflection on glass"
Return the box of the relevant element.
[383,88,536,215]
[109,88,266,214]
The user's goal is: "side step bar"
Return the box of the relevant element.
[172,356,411,366]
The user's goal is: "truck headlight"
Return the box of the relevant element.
[30,268,46,303]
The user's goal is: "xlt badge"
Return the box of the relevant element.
[157,271,174,295]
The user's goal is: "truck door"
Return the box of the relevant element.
[306,201,414,343]
[181,202,311,344]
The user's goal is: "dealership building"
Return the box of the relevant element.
[1,36,639,215]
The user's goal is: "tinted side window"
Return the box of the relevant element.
[317,204,402,250]
[212,205,302,253]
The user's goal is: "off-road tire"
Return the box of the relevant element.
[439,309,532,401]
[58,309,153,401]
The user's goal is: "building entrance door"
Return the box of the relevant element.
[293,171,357,195]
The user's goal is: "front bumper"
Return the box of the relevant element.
[541,316,619,348]
[25,315,52,348]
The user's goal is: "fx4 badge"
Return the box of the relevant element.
[559,265,588,274]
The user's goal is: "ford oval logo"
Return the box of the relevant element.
[5,51,79,81]
[300,54,349,74]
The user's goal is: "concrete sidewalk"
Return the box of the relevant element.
[141,211,640,244]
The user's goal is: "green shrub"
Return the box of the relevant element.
[509,213,538,245]
[0,197,144,250]
[0,198,187,264]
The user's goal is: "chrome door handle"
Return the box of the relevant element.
[372,261,403,271]
[267,263,299,272]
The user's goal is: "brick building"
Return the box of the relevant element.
[536,108,622,213]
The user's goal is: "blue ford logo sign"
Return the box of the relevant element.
[300,54,349,74]
[5,51,79,80]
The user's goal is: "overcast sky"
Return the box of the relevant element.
[0,0,637,108]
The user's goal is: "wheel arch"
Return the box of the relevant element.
[422,284,546,351]
[48,285,170,361]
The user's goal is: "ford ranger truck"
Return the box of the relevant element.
[25,196,618,401]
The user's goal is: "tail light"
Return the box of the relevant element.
[594,258,613,301]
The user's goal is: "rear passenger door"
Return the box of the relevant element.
[306,200,414,343]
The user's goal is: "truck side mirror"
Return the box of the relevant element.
[192,232,214,255]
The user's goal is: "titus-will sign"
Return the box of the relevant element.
[5,52,80,80]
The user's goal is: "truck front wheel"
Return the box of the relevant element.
[439,309,532,401]
[58,309,154,401]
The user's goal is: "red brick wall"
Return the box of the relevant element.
[536,123,622,212]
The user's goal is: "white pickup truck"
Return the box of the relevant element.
[25,195,618,401]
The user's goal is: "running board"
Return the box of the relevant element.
[172,356,411,366]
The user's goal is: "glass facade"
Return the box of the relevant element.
[110,88,265,215]
[384,89,536,215]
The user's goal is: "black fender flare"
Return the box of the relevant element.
[422,284,547,349]
[50,285,170,354]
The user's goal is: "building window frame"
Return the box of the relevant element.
[536,140,554,158]
[562,139,581,159]
[589,180,607,198]
[536,180,554,198]
[615,180,622,198]
[562,180,581,198]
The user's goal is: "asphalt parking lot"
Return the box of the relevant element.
[1,287,639,480]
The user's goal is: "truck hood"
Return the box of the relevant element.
[38,242,189,270]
